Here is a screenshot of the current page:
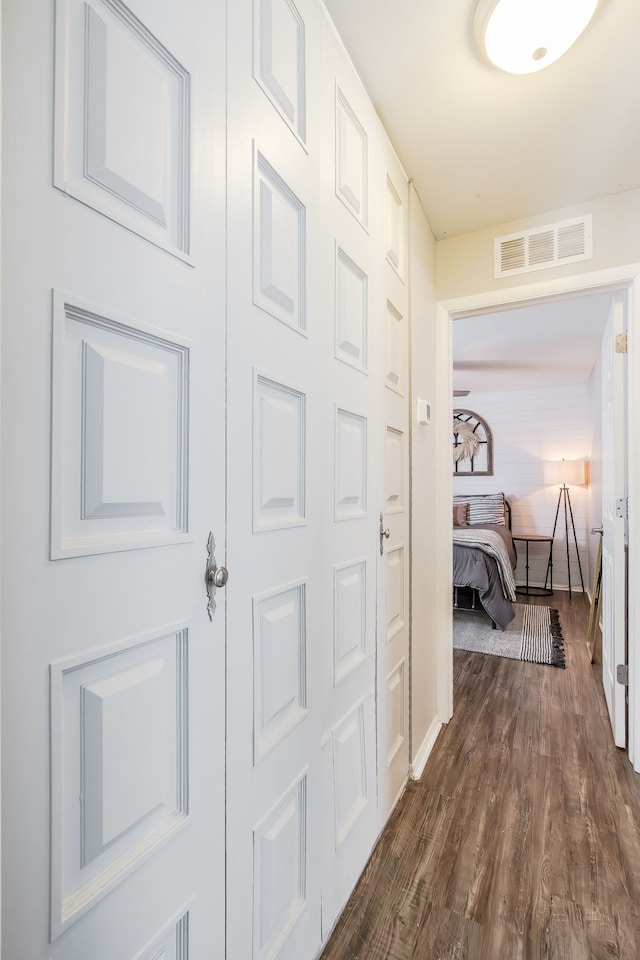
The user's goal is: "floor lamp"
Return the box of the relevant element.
[544,458,586,597]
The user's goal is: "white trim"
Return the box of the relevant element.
[439,263,640,317]
[436,264,640,770]
[435,299,454,723]
[410,714,442,781]
[0,0,3,945]
[628,275,640,771]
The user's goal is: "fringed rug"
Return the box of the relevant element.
[453,603,565,668]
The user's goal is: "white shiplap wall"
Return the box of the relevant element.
[453,384,592,592]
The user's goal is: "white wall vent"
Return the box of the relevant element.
[494,215,592,278]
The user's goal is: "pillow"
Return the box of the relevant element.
[453,502,468,526]
[454,493,505,526]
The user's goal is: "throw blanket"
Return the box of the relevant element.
[453,528,517,602]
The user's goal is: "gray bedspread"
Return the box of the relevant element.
[453,523,517,629]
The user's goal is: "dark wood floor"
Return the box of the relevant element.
[320,593,640,959]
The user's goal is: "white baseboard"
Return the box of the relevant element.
[410,714,442,781]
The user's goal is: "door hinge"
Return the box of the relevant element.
[617,664,629,686]
[616,497,629,519]
[615,331,628,354]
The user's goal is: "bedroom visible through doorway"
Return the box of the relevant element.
[436,266,640,770]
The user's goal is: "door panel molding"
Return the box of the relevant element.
[50,623,189,939]
[53,0,191,260]
[51,291,190,558]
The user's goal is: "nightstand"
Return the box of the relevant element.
[513,534,554,597]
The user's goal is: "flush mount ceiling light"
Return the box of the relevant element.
[473,0,600,74]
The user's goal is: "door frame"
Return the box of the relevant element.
[434,263,640,771]
[1,0,5,943]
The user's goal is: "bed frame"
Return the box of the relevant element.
[453,496,512,628]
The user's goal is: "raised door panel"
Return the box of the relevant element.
[385,427,404,514]
[253,774,308,960]
[335,245,368,373]
[254,149,307,333]
[335,87,368,230]
[385,544,406,643]
[385,174,405,280]
[50,627,188,937]
[254,581,308,761]
[332,703,369,848]
[253,372,307,531]
[254,0,307,144]
[385,299,405,396]
[133,909,190,960]
[334,407,368,521]
[333,559,367,684]
[385,660,406,768]
[54,0,191,259]
[51,294,189,558]
[320,695,376,937]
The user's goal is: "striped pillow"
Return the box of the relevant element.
[454,493,505,526]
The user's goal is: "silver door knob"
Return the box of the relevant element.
[379,512,391,555]
[207,565,229,588]
[205,532,227,621]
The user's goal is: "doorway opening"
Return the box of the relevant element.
[434,264,640,770]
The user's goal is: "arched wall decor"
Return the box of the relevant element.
[453,408,493,476]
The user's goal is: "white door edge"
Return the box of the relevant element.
[1,0,4,946]
[601,296,626,747]
[629,274,640,770]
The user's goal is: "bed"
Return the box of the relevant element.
[453,492,517,629]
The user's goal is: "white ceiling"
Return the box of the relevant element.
[452,292,612,394]
[322,0,640,240]
[322,0,631,392]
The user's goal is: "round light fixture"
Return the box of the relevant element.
[473,0,600,75]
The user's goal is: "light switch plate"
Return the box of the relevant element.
[416,398,431,425]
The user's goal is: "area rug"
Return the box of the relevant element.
[453,603,565,668]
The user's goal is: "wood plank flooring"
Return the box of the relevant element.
[320,593,640,959]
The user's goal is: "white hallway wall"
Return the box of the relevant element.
[408,183,440,771]
[453,383,592,592]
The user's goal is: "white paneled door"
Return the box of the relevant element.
[225,2,326,956]
[225,1,400,955]
[378,151,410,820]
[319,22,385,936]
[601,296,627,747]
[2,2,226,958]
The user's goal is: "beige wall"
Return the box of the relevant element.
[408,183,440,765]
[437,188,640,300]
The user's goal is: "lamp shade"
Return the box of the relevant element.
[544,458,586,485]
